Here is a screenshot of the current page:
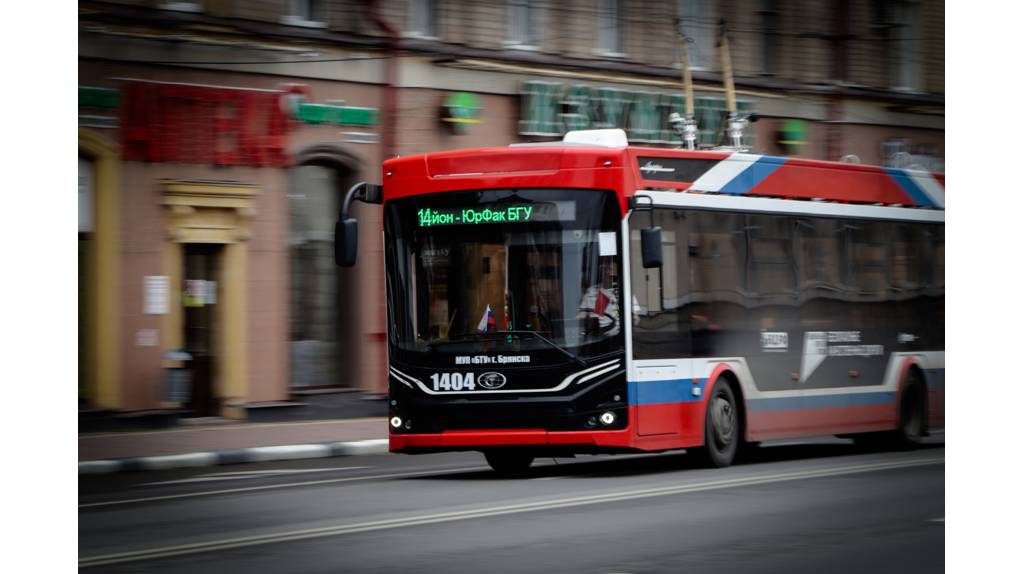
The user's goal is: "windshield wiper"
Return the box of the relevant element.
[496,330,585,367]
[424,331,584,366]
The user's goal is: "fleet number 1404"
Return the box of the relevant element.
[430,372,476,391]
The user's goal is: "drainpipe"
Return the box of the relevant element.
[369,0,398,160]
[367,1,398,397]
[826,0,850,161]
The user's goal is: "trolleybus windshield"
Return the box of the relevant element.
[384,188,624,365]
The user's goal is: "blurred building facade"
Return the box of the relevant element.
[79,0,944,418]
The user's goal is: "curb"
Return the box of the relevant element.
[78,439,390,475]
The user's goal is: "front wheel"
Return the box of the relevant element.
[694,381,740,468]
[484,450,535,476]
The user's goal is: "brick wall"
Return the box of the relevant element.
[83,0,943,95]
[922,0,944,94]
[232,0,286,23]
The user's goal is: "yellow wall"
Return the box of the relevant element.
[78,129,121,410]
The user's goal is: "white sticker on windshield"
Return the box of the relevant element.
[599,232,617,256]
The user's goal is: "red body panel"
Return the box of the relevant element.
[748,404,896,441]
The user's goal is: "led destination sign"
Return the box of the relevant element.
[417,203,567,227]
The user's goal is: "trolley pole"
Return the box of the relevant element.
[719,19,737,117]
[718,19,748,151]
[671,19,699,150]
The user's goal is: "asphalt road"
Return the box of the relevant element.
[79,437,945,573]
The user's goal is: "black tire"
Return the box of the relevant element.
[484,450,535,476]
[853,374,926,451]
[893,374,927,449]
[694,381,740,468]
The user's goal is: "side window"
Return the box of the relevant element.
[849,220,888,300]
[630,208,750,360]
[689,211,743,306]
[629,208,689,359]
[928,225,944,291]
[889,223,922,294]
[744,213,796,303]
[796,217,844,297]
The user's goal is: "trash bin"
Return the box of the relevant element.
[163,350,193,404]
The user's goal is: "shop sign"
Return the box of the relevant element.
[79,86,120,110]
[294,101,378,127]
[518,80,754,146]
[121,80,291,167]
[441,92,482,133]
[777,119,808,154]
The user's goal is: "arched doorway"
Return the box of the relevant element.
[288,146,361,389]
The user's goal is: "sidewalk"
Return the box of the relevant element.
[79,418,389,474]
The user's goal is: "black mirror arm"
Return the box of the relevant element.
[335,182,383,268]
[340,182,383,222]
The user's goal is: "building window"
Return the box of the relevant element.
[283,0,328,28]
[678,0,715,70]
[598,0,625,56]
[79,157,94,235]
[159,2,203,13]
[408,0,439,38]
[508,0,541,49]
[759,0,779,75]
[876,0,921,90]
[288,165,344,388]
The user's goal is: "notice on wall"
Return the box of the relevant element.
[204,281,218,305]
[144,276,169,315]
[184,280,205,307]
[135,329,159,347]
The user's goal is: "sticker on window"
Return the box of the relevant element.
[599,231,617,256]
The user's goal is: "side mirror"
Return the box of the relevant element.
[334,182,382,268]
[641,227,663,269]
[335,218,358,267]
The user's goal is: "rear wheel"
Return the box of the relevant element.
[484,450,535,476]
[695,381,740,468]
[893,374,927,449]
[853,373,926,451]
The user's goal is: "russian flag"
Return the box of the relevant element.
[477,304,496,333]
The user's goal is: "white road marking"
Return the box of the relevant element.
[79,466,490,509]
[930,517,944,522]
[78,418,384,440]
[80,456,943,568]
[141,467,372,486]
